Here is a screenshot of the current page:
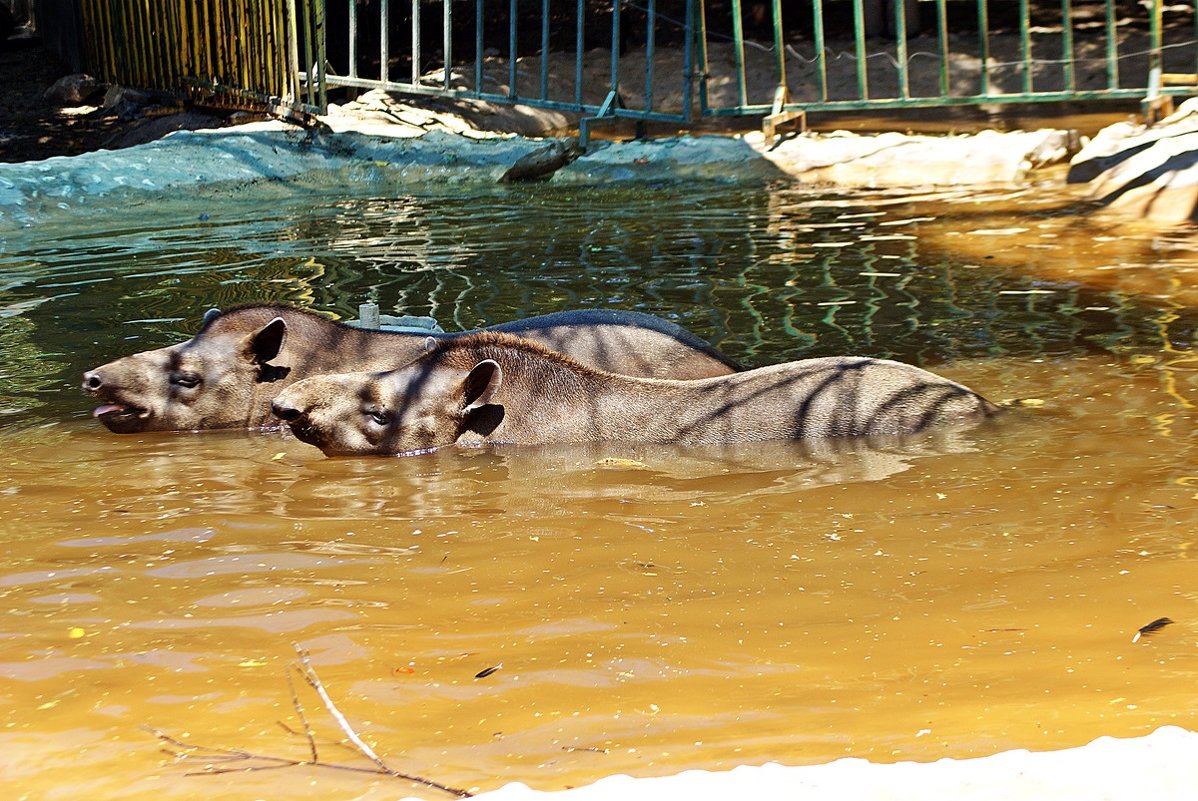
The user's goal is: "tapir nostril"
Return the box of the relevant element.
[271,401,301,422]
[84,373,102,390]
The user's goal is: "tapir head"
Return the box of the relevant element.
[271,340,502,456]
[82,309,291,433]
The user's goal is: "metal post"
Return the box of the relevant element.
[645,0,655,111]
[978,0,990,95]
[412,0,421,84]
[475,0,483,92]
[895,0,909,99]
[575,0,584,107]
[380,0,389,83]
[936,0,949,97]
[541,0,550,100]
[349,0,358,80]
[609,0,620,96]
[681,0,694,122]
[1061,0,1074,92]
[1019,0,1032,93]
[444,0,452,90]
[730,0,747,107]
[509,0,518,99]
[852,0,868,99]
[813,0,827,101]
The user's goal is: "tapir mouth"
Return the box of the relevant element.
[285,420,323,448]
[92,402,151,433]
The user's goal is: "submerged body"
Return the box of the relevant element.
[272,332,999,456]
[81,306,741,433]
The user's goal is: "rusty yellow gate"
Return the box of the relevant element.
[78,0,326,118]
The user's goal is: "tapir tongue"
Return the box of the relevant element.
[93,404,128,417]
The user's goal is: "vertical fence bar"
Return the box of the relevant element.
[349,0,358,79]
[1104,0,1117,88]
[609,0,620,98]
[380,0,389,83]
[195,0,209,84]
[412,0,422,84]
[730,0,747,107]
[575,0,584,106]
[540,0,549,99]
[1060,0,1074,91]
[509,0,518,98]
[936,0,949,97]
[813,0,827,100]
[315,0,327,109]
[696,0,711,113]
[645,0,655,111]
[288,0,301,101]
[852,0,868,99]
[978,0,990,95]
[681,0,693,121]
[1019,0,1032,93]
[475,0,483,92]
[302,0,315,104]
[444,0,452,89]
[895,0,909,98]
[1148,0,1162,96]
[770,0,785,95]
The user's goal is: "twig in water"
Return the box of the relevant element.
[141,645,473,798]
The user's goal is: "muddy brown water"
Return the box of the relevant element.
[1,181,1196,799]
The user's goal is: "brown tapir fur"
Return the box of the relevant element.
[271,331,1000,456]
[82,306,741,434]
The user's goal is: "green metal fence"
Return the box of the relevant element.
[321,0,1198,142]
[72,1,1198,139]
[697,0,1198,126]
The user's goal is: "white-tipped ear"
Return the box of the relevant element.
[246,316,287,363]
[202,307,222,327]
[423,336,437,353]
[461,359,502,411]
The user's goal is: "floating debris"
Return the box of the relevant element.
[475,663,503,679]
[1132,617,1174,643]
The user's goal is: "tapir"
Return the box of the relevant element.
[271,331,999,456]
[82,305,741,433]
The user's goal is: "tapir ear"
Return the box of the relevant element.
[202,307,222,327]
[461,359,502,411]
[423,336,437,353]
[246,317,287,364]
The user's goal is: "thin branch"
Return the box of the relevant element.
[290,644,472,797]
[292,644,393,774]
[286,665,320,763]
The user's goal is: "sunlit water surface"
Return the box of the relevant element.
[1,181,1197,799]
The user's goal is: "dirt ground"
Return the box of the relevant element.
[0,38,124,162]
[0,35,247,164]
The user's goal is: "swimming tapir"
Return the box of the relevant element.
[271,332,999,456]
[82,305,741,433]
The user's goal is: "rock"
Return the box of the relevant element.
[499,139,581,182]
[749,128,1075,188]
[102,85,154,119]
[44,73,103,106]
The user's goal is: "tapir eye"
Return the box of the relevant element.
[366,408,391,426]
[170,373,201,389]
